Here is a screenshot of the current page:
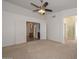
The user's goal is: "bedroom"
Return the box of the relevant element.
[2,0,77,59]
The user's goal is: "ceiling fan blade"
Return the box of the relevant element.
[43,2,48,7]
[33,9,39,12]
[45,9,53,12]
[31,3,40,8]
[40,0,43,3]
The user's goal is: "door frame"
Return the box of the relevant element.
[26,21,40,42]
[63,16,77,43]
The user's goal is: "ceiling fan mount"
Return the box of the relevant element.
[30,0,53,15]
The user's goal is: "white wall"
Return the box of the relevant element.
[3,1,77,47]
[46,12,64,43]
[46,8,77,43]
[2,11,16,46]
[2,1,46,47]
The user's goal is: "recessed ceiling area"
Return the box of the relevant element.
[3,0,77,12]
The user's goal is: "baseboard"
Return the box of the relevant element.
[47,39,64,44]
[2,42,26,48]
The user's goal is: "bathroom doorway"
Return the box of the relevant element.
[26,22,40,42]
[64,16,77,43]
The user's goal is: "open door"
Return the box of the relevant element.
[26,22,40,42]
[64,16,76,43]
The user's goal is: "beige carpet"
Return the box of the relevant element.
[2,40,77,59]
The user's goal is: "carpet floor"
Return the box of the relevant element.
[2,40,77,59]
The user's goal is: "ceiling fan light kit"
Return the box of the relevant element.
[38,9,45,15]
[31,0,53,15]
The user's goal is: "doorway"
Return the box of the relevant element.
[64,16,76,43]
[26,22,40,42]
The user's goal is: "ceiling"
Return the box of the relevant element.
[3,0,77,12]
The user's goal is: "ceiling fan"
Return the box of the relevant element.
[30,0,53,15]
